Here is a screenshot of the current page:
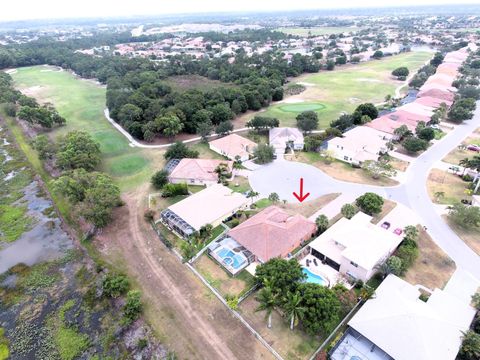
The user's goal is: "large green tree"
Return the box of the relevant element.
[255,258,306,295]
[355,192,384,215]
[54,169,121,228]
[56,130,101,171]
[298,283,341,335]
[296,111,319,132]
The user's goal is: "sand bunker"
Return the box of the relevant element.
[356,78,382,83]
[296,82,316,87]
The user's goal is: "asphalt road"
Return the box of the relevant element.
[249,104,480,279]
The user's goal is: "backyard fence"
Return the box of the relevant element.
[187,263,285,360]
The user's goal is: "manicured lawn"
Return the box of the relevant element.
[293,152,399,187]
[427,169,469,205]
[403,225,456,289]
[206,224,226,244]
[11,66,159,191]
[244,51,432,128]
[189,142,226,160]
[276,27,363,36]
[228,176,252,193]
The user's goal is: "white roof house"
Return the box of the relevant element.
[327,126,390,165]
[330,275,476,360]
[269,127,304,154]
[208,134,257,162]
[308,212,402,282]
[160,184,249,237]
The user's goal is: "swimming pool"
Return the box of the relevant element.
[302,267,328,286]
[215,248,247,270]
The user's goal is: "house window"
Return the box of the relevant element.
[350,261,358,268]
[343,156,349,161]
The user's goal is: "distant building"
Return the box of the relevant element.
[330,275,476,360]
[168,158,233,186]
[209,134,257,162]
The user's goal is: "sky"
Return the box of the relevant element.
[1,0,480,22]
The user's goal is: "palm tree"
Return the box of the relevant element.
[459,158,471,176]
[246,190,259,205]
[255,286,277,328]
[283,292,306,331]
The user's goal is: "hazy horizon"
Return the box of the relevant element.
[2,0,480,23]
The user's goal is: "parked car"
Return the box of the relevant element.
[430,125,441,130]
[393,228,403,236]
[381,221,391,229]
[467,144,480,152]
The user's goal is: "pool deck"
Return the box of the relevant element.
[300,255,347,288]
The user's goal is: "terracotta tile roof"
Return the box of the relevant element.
[415,96,453,108]
[417,88,455,102]
[228,206,316,262]
[169,158,233,182]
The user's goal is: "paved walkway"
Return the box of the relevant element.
[249,102,480,280]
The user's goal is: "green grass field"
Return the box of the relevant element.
[276,27,363,36]
[11,66,165,190]
[252,51,432,128]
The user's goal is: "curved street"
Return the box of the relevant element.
[249,103,480,279]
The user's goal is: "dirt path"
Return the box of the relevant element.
[96,186,272,360]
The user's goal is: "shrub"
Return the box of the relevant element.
[355,192,384,215]
[124,290,143,322]
[253,143,275,164]
[102,273,130,298]
[161,183,188,197]
[151,169,169,189]
[392,67,409,78]
[386,256,403,276]
[341,203,357,219]
[164,141,199,160]
[396,244,419,270]
[144,209,155,222]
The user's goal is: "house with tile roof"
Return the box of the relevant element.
[209,134,257,162]
[168,158,233,186]
[329,274,476,360]
[229,206,316,262]
[208,206,316,274]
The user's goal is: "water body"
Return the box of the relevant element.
[0,126,73,274]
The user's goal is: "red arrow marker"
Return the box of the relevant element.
[293,178,310,203]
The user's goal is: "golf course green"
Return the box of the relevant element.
[11,66,160,190]
[252,51,433,128]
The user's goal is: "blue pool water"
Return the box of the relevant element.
[216,248,246,270]
[302,267,328,286]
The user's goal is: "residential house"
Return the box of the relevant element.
[269,127,304,154]
[208,206,316,274]
[308,212,403,282]
[160,184,249,238]
[168,158,233,186]
[329,274,476,360]
[327,126,390,165]
[209,134,257,162]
